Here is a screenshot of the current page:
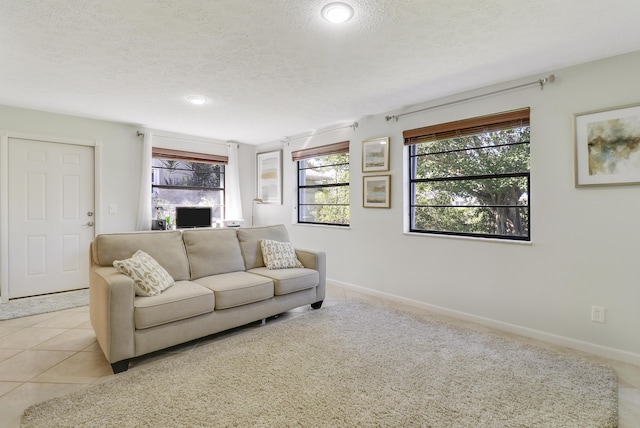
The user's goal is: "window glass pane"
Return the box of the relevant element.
[413,177,529,207]
[413,206,529,237]
[414,129,529,180]
[299,186,350,206]
[300,155,349,186]
[299,204,349,225]
[414,142,530,179]
[152,159,223,189]
[299,164,349,186]
[414,127,530,155]
[302,154,349,169]
[152,188,224,220]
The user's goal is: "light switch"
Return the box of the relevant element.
[109,204,117,214]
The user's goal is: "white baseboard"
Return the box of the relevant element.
[328,279,640,367]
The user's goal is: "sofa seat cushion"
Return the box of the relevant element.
[248,267,318,295]
[194,272,274,310]
[134,281,214,330]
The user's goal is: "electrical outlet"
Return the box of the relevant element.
[109,204,117,215]
[591,306,605,323]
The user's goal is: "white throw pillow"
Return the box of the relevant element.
[261,239,304,270]
[113,250,175,296]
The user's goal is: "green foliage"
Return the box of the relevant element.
[186,162,222,188]
[412,128,530,237]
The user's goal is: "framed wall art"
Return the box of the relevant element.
[363,175,390,208]
[362,137,390,172]
[575,103,640,187]
[256,150,282,204]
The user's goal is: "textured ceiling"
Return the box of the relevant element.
[2,1,640,145]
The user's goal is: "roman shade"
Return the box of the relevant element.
[152,147,228,164]
[403,108,530,145]
[291,141,350,162]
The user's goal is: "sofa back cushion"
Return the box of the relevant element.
[237,224,290,270]
[92,230,190,281]
[182,228,246,279]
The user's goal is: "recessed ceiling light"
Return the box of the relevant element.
[321,2,354,24]
[188,95,207,105]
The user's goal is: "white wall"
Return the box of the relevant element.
[254,51,640,363]
[0,106,256,233]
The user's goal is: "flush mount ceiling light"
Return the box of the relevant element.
[321,2,354,24]
[187,95,207,105]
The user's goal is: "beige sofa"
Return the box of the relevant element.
[89,224,325,373]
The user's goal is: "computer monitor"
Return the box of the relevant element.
[175,206,212,229]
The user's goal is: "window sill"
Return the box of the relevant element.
[293,223,351,230]
[403,231,532,245]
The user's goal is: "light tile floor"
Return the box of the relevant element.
[1,284,638,427]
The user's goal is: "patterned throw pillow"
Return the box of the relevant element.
[113,250,175,296]
[261,239,304,270]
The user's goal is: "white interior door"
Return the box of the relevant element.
[8,138,95,298]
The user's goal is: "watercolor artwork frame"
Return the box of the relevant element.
[362,137,390,172]
[574,103,640,187]
[256,150,282,204]
[363,175,390,208]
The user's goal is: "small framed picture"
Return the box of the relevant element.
[574,103,640,187]
[362,137,390,172]
[363,175,390,208]
[256,150,282,204]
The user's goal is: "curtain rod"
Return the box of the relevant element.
[385,74,555,122]
[282,122,358,144]
[142,132,230,148]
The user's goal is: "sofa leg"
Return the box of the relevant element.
[111,359,130,374]
[311,300,323,309]
[261,318,266,326]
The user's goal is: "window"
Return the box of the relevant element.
[406,108,530,241]
[293,141,350,226]
[151,148,226,225]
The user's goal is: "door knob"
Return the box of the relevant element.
[86,221,94,227]
[87,211,94,216]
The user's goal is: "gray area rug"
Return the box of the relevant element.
[21,300,617,427]
[0,289,89,321]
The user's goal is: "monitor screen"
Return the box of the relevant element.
[175,206,212,229]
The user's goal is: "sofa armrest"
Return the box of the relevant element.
[89,266,136,364]
[295,248,326,303]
